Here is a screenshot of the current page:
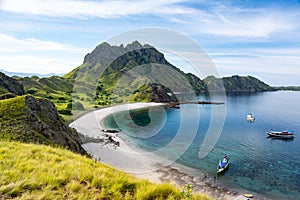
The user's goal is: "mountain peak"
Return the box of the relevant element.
[83,41,153,66]
[125,40,143,51]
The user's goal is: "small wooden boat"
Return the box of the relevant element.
[244,193,254,198]
[267,130,295,139]
[246,113,255,122]
[217,155,229,173]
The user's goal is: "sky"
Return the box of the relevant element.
[0,0,300,86]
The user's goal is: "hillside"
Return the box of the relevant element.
[16,76,74,114]
[5,41,277,117]
[0,141,210,200]
[0,72,26,99]
[65,41,275,107]
[204,75,274,92]
[0,95,86,155]
[64,41,207,109]
[274,86,300,91]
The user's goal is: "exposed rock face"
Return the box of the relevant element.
[83,40,148,66]
[66,41,276,106]
[0,72,26,96]
[24,95,86,155]
[149,83,178,103]
[0,95,86,155]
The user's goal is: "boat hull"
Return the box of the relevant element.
[217,164,229,173]
[217,161,229,173]
[267,131,295,139]
[244,193,254,198]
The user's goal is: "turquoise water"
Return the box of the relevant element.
[105,91,300,200]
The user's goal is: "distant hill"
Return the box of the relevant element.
[2,41,277,115]
[0,69,62,78]
[204,75,275,92]
[66,42,274,101]
[64,41,203,107]
[274,86,300,91]
[16,76,74,115]
[0,72,26,99]
[0,95,86,155]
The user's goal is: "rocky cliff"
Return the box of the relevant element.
[0,95,86,155]
[0,71,26,98]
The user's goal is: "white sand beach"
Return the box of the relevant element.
[70,103,258,200]
[69,103,165,175]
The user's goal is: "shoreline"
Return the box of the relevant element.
[70,103,263,200]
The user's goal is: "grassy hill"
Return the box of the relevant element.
[0,95,86,154]
[204,75,274,92]
[4,42,277,122]
[64,41,194,109]
[17,76,74,114]
[0,141,210,200]
[0,72,26,99]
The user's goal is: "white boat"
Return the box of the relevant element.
[246,113,255,122]
[267,130,295,139]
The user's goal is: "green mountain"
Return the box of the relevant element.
[0,95,86,155]
[65,41,212,109]
[274,86,300,91]
[17,76,73,98]
[0,41,278,200]
[0,72,26,99]
[204,75,274,92]
[16,76,74,117]
[7,41,276,118]
[66,42,274,103]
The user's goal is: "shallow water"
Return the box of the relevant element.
[104,91,300,200]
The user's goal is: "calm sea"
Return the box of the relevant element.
[104,91,300,200]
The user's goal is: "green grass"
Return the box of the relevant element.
[0,95,86,155]
[0,95,53,144]
[0,141,211,200]
[17,76,75,121]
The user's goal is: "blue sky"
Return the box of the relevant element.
[0,0,300,86]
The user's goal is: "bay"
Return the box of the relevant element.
[104,91,300,200]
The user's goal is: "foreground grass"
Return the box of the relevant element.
[0,141,210,200]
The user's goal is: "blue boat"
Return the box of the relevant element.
[217,155,229,173]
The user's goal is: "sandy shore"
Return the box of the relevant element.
[70,103,262,200]
[70,103,166,174]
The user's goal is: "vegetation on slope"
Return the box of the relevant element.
[66,41,189,109]
[204,75,274,92]
[0,72,25,98]
[4,42,278,121]
[0,141,210,200]
[274,86,300,91]
[17,76,75,115]
[0,95,86,154]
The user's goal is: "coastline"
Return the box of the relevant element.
[70,103,262,200]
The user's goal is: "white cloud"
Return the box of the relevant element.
[163,45,300,85]
[176,7,298,38]
[0,33,87,74]
[0,54,81,74]
[0,0,186,18]
[210,47,300,77]
[1,0,298,38]
[0,33,84,52]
